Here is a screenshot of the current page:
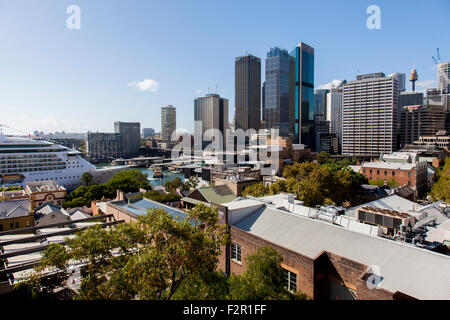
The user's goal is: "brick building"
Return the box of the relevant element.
[214,198,449,300]
[360,161,427,198]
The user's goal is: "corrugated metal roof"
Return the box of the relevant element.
[233,205,450,300]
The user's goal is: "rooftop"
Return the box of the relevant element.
[231,205,450,300]
[359,206,412,219]
[0,199,32,219]
[361,161,417,170]
[25,180,66,193]
[111,198,187,221]
[197,186,237,204]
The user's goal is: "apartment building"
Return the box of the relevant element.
[342,73,398,155]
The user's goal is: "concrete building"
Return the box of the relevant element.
[319,134,339,155]
[86,132,123,160]
[264,47,293,137]
[261,81,265,122]
[399,104,446,148]
[437,62,450,93]
[327,87,344,149]
[342,73,398,155]
[161,105,176,142]
[235,54,261,132]
[413,130,450,149]
[142,128,155,137]
[114,121,141,158]
[25,181,67,208]
[194,94,228,148]
[388,73,406,92]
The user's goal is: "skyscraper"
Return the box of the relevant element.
[314,89,328,120]
[161,105,176,142]
[114,121,141,158]
[327,87,344,149]
[235,54,261,132]
[342,73,398,155]
[264,47,291,137]
[437,62,450,94]
[290,42,315,149]
[388,73,406,92]
[194,94,229,148]
[262,81,265,122]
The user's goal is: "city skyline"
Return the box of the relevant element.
[1,0,449,134]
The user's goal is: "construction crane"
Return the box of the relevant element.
[0,123,35,137]
[432,48,441,65]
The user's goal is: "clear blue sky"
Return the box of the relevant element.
[1,0,449,134]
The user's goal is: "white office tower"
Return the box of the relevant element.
[342,73,398,155]
[327,88,343,148]
[437,62,450,93]
[161,105,176,142]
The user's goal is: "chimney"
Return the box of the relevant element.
[116,190,125,201]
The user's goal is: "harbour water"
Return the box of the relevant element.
[136,167,185,186]
[96,164,185,186]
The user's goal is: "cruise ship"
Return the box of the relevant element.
[0,134,127,190]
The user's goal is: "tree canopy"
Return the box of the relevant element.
[429,157,450,203]
[21,204,225,300]
[64,169,150,208]
[81,172,93,186]
[243,161,368,207]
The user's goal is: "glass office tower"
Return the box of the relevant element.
[265,47,291,137]
[290,42,315,149]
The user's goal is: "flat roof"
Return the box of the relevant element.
[361,162,417,170]
[112,198,187,221]
[233,205,450,300]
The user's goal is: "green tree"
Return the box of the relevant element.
[241,182,270,198]
[317,151,331,164]
[183,176,200,190]
[106,169,149,193]
[429,157,450,202]
[164,177,184,192]
[81,172,93,186]
[21,205,224,300]
[144,190,181,203]
[228,247,306,300]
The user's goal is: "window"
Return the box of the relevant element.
[283,268,297,292]
[231,242,242,263]
[392,171,395,176]
[15,222,19,228]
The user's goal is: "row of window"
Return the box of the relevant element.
[231,242,297,293]
[0,219,31,231]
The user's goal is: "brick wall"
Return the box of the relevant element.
[219,226,400,300]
